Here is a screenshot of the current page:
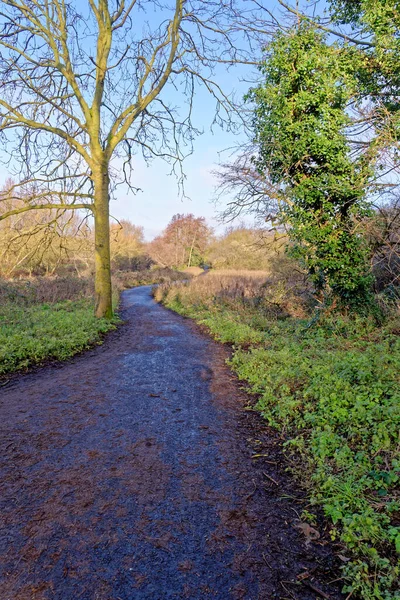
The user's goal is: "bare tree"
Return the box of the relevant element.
[214,148,290,226]
[367,193,400,291]
[0,180,93,276]
[110,219,144,271]
[148,213,211,268]
[0,0,264,317]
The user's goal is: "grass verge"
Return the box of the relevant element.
[155,272,400,600]
[0,298,117,377]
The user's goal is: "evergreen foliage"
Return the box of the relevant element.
[328,0,400,129]
[247,25,375,307]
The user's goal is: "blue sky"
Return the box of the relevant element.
[108,0,281,240]
[1,1,261,240]
[111,73,253,240]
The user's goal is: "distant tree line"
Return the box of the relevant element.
[0,186,290,278]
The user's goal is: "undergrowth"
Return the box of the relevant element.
[0,275,121,377]
[155,272,400,600]
[113,267,189,290]
[0,299,117,377]
[0,268,187,377]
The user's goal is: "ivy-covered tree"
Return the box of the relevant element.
[278,0,400,168]
[248,24,375,307]
[329,0,400,135]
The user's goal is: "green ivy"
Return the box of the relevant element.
[248,25,376,308]
[0,299,117,376]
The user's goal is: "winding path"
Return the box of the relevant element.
[0,287,342,600]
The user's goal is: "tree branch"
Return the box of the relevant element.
[0,203,92,222]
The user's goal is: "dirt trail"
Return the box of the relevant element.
[0,286,343,600]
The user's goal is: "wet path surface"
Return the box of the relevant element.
[0,287,343,599]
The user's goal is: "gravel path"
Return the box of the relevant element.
[0,286,343,600]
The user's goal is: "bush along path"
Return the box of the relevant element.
[0,286,343,600]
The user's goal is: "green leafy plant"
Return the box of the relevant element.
[158,272,400,599]
[0,297,117,377]
[248,25,375,309]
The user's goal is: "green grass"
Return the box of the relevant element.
[0,299,117,377]
[161,288,400,600]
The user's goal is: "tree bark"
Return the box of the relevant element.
[94,169,113,319]
[187,233,197,267]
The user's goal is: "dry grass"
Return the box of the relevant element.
[179,266,205,276]
[154,267,311,319]
[155,271,266,305]
[0,276,94,306]
[113,267,189,291]
[205,269,270,278]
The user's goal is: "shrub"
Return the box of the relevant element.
[0,276,93,305]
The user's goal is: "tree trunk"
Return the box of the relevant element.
[187,233,197,268]
[94,169,113,319]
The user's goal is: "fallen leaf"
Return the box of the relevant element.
[294,520,320,546]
